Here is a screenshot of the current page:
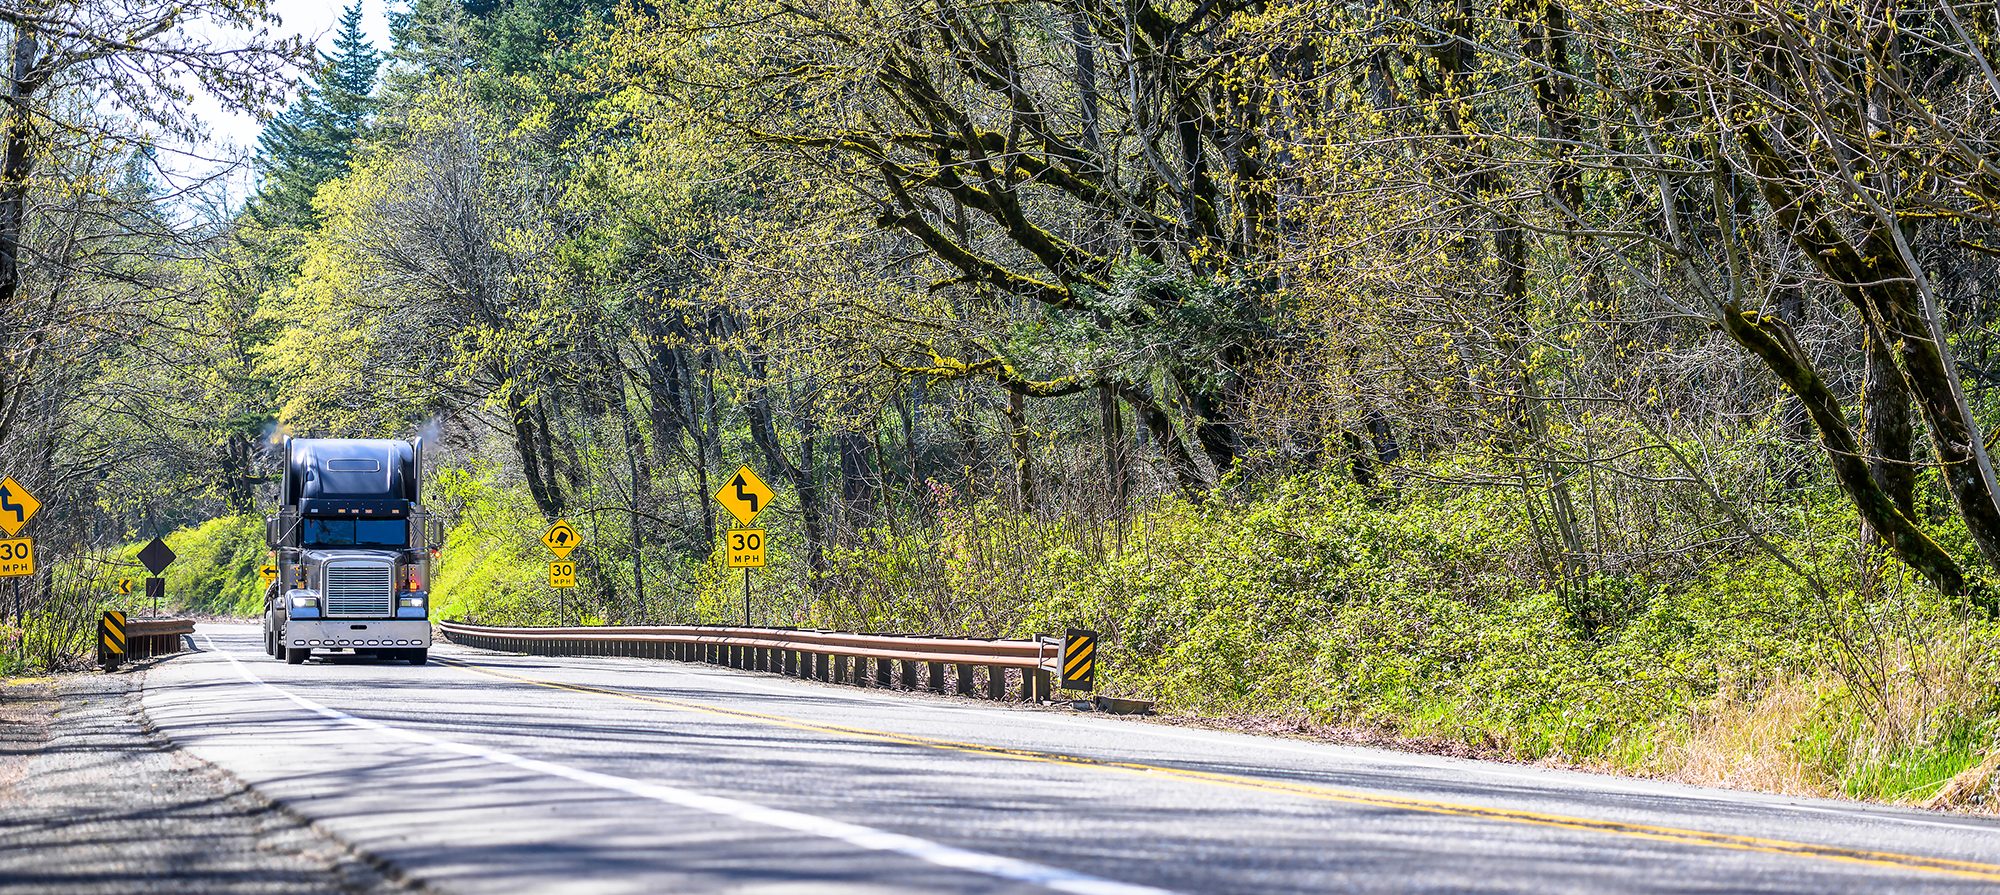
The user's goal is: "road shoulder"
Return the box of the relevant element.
[0,664,419,895]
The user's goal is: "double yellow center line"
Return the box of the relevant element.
[437,656,2000,884]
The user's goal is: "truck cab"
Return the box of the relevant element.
[264,437,439,665]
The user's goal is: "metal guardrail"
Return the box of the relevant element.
[439,620,1062,702]
[99,613,193,670]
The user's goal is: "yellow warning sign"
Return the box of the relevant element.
[541,520,582,558]
[549,560,577,589]
[0,477,39,537]
[0,537,32,577]
[715,466,774,526]
[117,577,133,595]
[1061,628,1097,691]
[260,564,278,584]
[100,609,126,670]
[726,528,766,569]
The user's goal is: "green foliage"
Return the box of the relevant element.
[755,471,2000,801]
[429,464,556,624]
[100,515,270,616]
[249,1,380,230]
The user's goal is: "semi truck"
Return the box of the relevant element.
[263,437,440,665]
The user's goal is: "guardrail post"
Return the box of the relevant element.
[987,666,1006,700]
[833,654,847,683]
[876,657,893,688]
[1023,669,1050,703]
[956,664,974,696]
[898,659,916,690]
[928,662,945,694]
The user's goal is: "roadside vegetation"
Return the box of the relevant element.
[8,0,2000,808]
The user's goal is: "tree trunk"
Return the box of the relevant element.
[1720,304,1965,594]
[0,27,41,449]
[1005,390,1032,510]
[1098,383,1127,510]
[505,388,561,518]
[1863,329,1916,525]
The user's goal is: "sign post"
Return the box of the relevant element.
[0,476,40,627]
[541,521,583,622]
[715,467,774,626]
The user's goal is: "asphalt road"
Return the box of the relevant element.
[137,622,2000,894]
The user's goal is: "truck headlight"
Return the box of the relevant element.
[290,595,319,610]
[396,592,428,619]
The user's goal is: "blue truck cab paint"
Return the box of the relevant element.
[264,437,440,666]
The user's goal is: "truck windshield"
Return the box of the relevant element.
[304,518,407,548]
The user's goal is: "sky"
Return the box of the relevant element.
[164,0,395,206]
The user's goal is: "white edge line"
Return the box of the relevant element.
[197,632,1178,895]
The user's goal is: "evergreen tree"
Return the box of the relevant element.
[248,2,380,230]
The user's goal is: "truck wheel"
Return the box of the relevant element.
[406,648,428,666]
[285,647,309,665]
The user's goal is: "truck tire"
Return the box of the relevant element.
[285,647,309,665]
[406,648,428,666]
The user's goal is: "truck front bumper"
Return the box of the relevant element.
[284,619,432,650]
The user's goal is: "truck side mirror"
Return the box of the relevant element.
[427,518,446,547]
[265,515,280,548]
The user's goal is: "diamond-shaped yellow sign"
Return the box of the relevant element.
[541,520,582,558]
[0,476,39,537]
[715,466,775,526]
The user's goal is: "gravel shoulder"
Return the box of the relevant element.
[0,662,418,895]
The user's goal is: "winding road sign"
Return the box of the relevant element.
[0,477,39,537]
[716,466,774,526]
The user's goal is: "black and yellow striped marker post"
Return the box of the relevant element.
[1060,628,1096,691]
[98,610,126,671]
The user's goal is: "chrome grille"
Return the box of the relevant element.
[323,561,394,617]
